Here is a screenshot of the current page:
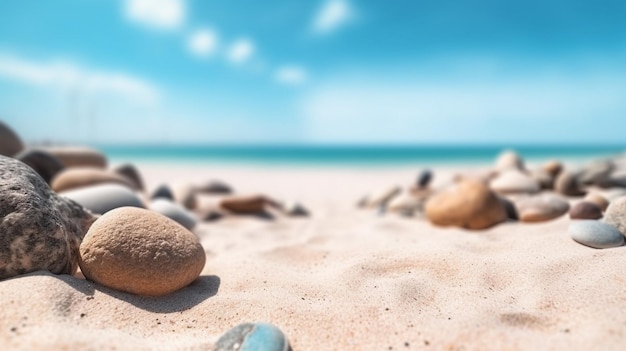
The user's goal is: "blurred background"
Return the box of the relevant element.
[0,0,625,154]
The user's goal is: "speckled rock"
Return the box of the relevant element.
[569,220,624,249]
[151,184,175,201]
[569,201,603,220]
[114,163,145,191]
[366,185,401,208]
[15,148,65,184]
[51,168,138,193]
[425,179,507,230]
[603,197,626,235]
[578,160,614,185]
[44,147,107,169]
[554,171,585,196]
[515,193,569,222]
[0,155,95,279]
[584,193,609,212]
[195,180,233,195]
[490,170,540,194]
[214,323,290,351]
[494,150,524,172]
[542,160,563,178]
[0,121,24,157]
[79,207,205,296]
[148,198,197,230]
[219,195,275,214]
[60,184,145,215]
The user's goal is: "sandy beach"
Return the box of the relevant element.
[1,162,626,350]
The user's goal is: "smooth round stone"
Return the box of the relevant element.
[44,147,107,169]
[51,168,137,193]
[281,201,310,217]
[195,180,233,195]
[79,207,205,296]
[490,170,540,194]
[494,150,524,172]
[114,164,145,191]
[214,323,290,351]
[15,148,65,184]
[148,198,197,230]
[366,185,401,208]
[542,160,563,178]
[530,169,554,190]
[151,184,175,201]
[425,179,507,230]
[515,193,569,222]
[603,196,626,235]
[60,184,145,215]
[569,220,624,249]
[569,201,602,220]
[578,160,614,185]
[219,195,272,214]
[416,169,433,188]
[584,192,609,211]
[555,171,585,196]
[0,155,95,279]
[0,121,24,157]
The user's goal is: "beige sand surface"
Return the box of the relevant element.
[1,163,626,350]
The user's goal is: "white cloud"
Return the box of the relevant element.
[275,66,308,85]
[0,53,159,104]
[125,0,186,30]
[187,29,219,58]
[312,0,353,34]
[227,39,254,64]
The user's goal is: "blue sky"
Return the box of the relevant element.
[0,0,625,145]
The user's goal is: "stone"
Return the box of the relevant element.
[584,193,609,212]
[44,147,107,169]
[148,198,197,230]
[281,201,310,217]
[490,170,540,194]
[494,150,524,172]
[569,220,624,249]
[214,323,290,351]
[114,163,144,191]
[515,193,569,223]
[603,196,626,235]
[554,171,585,196]
[366,185,401,208]
[416,169,433,188]
[424,179,507,230]
[530,169,554,190]
[499,196,518,221]
[578,160,614,186]
[15,148,65,184]
[195,180,233,195]
[60,184,145,215]
[51,168,137,193]
[387,192,425,217]
[542,160,563,178]
[219,195,275,214]
[569,201,603,220]
[79,207,205,296]
[0,121,24,157]
[172,184,198,210]
[151,184,175,201]
[0,155,95,279]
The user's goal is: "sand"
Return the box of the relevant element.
[2,163,626,350]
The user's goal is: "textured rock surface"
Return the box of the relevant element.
[0,155,95,279]
[79,207,205,296]
[51,168,137,193]
[490,170,540,194]
[603,197,626,235]
[0,121,24,157]
[148,198,197,230]
[114,163,145,191]
[515,194,569,223]
[425,179,507,230]
[60,184,145,215]
[569,201,603,220]
[555,171,585,196]
[214,323,290,351]
[15,149,66,184]
[44,147,107,169]
[494,150,524,172]
[569,220,624,249]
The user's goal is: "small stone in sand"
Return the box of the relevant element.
[151,184,175,201]
[542,160,563,178]
[15,149,65,184]
[425,179,507,230]
[388,192,425,217]
[51,168,137,193]
[79,207,205,296]
[44,147,107,169]
[60,184,145,215]
[569,201,603,220]
[416,169,433,188]
[195,180,233,195]
[490,170,540,194]
[603,197,626,235]
[282,201,310,217]
[515,193,569,223]
[0,121,24,157]
[220,195,274,214]
[578,160,614,186]
[583,193,609,212]
[494,150,524,172]
[114,163,145,191]
[569,220,624,249]
[214,323,290,351]
[172,184,198,210]
[554,171,585,197]
[148,198,197,230]
[530,169,554,190]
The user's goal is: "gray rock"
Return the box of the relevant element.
[60,184,145,215]
[0,155,95,279]
[148,198,197,230]
[416,169,433,188]
[0,121,24,157]
[282,201,310,217]
[578,160,614,185]
[603,196,626,235]
[569,220,624,249]
[195,180,233,195]
[555,171,586,196]
[114,163,145,191]
[214,323,290,351]
[15,148,65,184]
[152,184,174,201]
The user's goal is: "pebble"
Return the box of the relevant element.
[114,163,145,191]
[214,323,290,351]
[490,170,540,194]
[515,193,569,222]
[603,196,626,235]
[578,160,614,186]
[569,201,603,220]
[583,193,609,211]
[281,201,310,217]
[0,121,24,157]
[51,168,138,193]
[172,183,198,210]
[425,179,507,230]
[366,185,401,209]
[494,150,524,172]
[0,155,95,279]
[195,180,233,195]
[542,160,563,178]
[15,148,65,184]
[554,171,585,196]
[416,169,433,188]
[148,198,197,230]
[60,184,145,215]
[79,207,205,296]
[44,147,107,169]
[220,195,273,214]
[530,169,554,190]
[151,184,175,201]
[569,220,624,249]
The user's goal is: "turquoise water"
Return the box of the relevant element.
[99,144,626,166]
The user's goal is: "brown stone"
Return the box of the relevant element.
[219,195,276,214]
[515,194,569,222]
[425,179,507,230]
[114,163,145,191]
[79,207,205,296]
[542,160,563,178]
[44,147,107,169]
[583,193,609,212]
[554,171,585,196]
[0,121,24,157]
[51,168,137,193]
[569,201,603,220]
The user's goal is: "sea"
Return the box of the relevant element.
[98,144,626,167]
